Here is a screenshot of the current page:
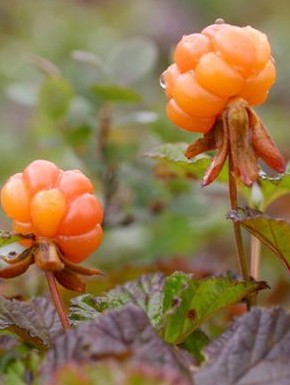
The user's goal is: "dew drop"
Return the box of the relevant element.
[159,72,167,90]
[215,18,225,24]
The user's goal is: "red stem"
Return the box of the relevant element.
[45,271,71,331]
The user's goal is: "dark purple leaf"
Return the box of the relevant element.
[195,307,290,385]
[0,296,63,347]
[41,305,195,384]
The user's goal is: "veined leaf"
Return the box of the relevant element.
[229,208,290,272]
[0,297,62,348]
[195,307,290,385]
[70,273,165,327]
[70,272,267,346]
[42,305,194,384]
[162,272,268,344]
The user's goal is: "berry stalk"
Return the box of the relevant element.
[45,271,71,331]
[228,154,249,281]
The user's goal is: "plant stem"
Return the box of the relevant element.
[250,235,261,280]
[45,271,71,331]
[228,157,250,282]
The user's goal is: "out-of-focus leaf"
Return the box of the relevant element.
[181,330,210,364]
[72,50,112,77]
[195,307,290,385]
[107,37,158,83]
[38,77,74,119]
[70,273,165,327]
[145,143,227,182]
[116,111,158,125]
[91,84,141,103]
[229,208,290,272]
[0,297,62,348]
[50,361,191,385]
[41,305,194,384]
[2,360,26,385]
[27,54,61,77]
[0,334,19,353]
[162,272,268,344]
[0,232,21,248]
[63,124,92,147]
[6,83,38,107]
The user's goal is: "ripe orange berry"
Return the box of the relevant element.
[162,21,275,133]
[1,160,104,263]
[166,99,215,133]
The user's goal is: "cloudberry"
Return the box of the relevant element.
[161,21,275,133]
[1,160,103,263]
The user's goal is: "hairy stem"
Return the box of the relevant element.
[45,271,71,331]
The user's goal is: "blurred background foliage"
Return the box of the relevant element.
[0,0,289,309]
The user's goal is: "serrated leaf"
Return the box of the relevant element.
[145,143,227,182]
[195,307,290,385]
[0,297,62,348]
[49,361,191,385]
[107,37,158,83]
[229,208,290,272]
[41,305,194,384]
[0,232,21,248]
[162,272,268,344]
[91,84,142,103]
[38,77,74,119]
[70,273,165,327]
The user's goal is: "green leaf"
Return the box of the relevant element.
[0,232,21,248]
[162,272,268,344]
[38,77,75,119]
[71,272,267,347]
[145,143,227,182]
[256,172,290,209]
[181,330,210,364]
[195,307,290,385]
[0,297,62,348]
[90,84,142,103]
[228,207,290,272]
[70,273,165,327]
[107,37,158,83]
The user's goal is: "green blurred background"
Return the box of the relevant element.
[0,0,289,308]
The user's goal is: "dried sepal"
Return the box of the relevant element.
[185,129,217,159]
[248,108,285,173]
[54,268,86,293]
[1,248,32,265]
[0,253,34,278]
[226,101,259,186]
[202,121,228,186]
[184,98,285,187]
[59,255,104,277]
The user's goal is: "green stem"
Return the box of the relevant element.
[45,271,71,331]
[228,157,250,282]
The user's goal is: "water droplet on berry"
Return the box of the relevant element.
[159,72,166,90]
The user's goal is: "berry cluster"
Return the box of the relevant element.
[162,21,275,133]
[1,160,103,263]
